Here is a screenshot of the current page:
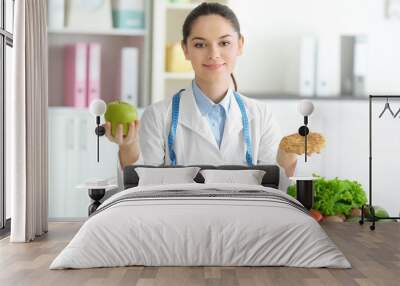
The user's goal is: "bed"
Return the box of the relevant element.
[50,165,351,269]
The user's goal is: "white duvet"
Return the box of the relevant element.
[50,183,351,269]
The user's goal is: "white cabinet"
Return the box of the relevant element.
[48,108,119,219]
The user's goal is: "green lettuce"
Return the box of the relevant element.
[287,174,367,216]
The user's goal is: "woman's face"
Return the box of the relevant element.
[182,15,244,84]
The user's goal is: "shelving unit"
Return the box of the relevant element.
[152,0,228,103]
[48,28,147,37]
[46,0,152,219]
[47,1,152,107]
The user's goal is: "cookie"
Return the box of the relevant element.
[280,132,326,155]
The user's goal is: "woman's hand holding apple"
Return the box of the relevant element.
[104,120,141,167]
[104,120,140,147]
[102,100,141,166]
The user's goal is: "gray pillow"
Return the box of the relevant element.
[135,167,201,186]
[200,169,266,185]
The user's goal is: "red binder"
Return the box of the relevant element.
[64,43,88,107]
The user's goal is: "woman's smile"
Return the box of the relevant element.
[203,63,226,70]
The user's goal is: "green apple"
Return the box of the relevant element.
[104,101,137,137]
[374,206,389,220]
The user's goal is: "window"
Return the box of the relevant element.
[0,0,14,234]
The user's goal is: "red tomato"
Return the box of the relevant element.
[310,209,323,222]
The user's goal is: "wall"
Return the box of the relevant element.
[265,98,400,217]
[230,0,400,95]
[225,0,400,215]
[367,0,400,93]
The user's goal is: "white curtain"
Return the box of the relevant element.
[8,0,48,242]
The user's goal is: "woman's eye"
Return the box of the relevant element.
[220,41,231,46]
[194,43,205,48]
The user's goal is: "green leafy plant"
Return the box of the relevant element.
[287,174,367,216]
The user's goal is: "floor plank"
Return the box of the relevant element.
[0,221,399,286]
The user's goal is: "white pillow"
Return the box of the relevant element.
[135,167,201,186]
[200,169,266,185]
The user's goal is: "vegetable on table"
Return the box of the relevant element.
[287,174,367,217]
[309,209,323,222]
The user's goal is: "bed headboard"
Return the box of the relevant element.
[123,165,280,189]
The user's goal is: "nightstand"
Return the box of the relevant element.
[77,179,118,216]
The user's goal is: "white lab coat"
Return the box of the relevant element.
[118,85,290,190]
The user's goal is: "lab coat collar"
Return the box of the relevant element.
[178,85,253,150]
[192,80,232,116]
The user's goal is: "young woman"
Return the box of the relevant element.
[105,2,299,178]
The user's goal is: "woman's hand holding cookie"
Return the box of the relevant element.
[279,132,326,155]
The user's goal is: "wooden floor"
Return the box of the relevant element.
[0,222,399,286]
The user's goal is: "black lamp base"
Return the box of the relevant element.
[296,180,314,210]
[88,188,105,216]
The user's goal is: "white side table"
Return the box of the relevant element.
[77,179,118,216]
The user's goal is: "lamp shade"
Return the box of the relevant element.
[89,99,107,117]
[298,100,314,116]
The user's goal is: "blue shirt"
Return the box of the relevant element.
[192,80,232,148]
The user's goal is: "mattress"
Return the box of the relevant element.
[50,183,351,269]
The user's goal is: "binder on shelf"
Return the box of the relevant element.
[64,43,88,107]
[165,43,193,72]
[48,0,65,29]
[339,35,368,96]
[315,36,340,97]
[87,43,102,105]
[353,35,368,96]
[120,47,139,106]
[299,37,317,97]
[340,35,355,95]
